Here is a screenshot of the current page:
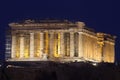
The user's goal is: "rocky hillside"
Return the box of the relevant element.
[0,62,120,80]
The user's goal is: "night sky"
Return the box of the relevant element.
[0,0,119,62]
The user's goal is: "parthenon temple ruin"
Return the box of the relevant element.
[5,19,116,63]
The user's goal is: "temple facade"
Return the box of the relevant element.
[5,20,116,63]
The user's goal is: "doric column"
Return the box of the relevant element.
[40,32,44,58]
[78,32,83,58]
[49,32,54,57]
[20,34,24,58]
[70,32,74,57]
[44,32,49,54]
[60,32,64,57]
[30,33,34,58]
[11,35,16,58]
[58,33,61,56]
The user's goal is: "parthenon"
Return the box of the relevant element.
[5,19,116,63]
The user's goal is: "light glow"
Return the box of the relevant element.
[92,63,97,66]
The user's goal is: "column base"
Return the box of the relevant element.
[6,58,48,61]
[6,57,100,63]
[42,54,48,60]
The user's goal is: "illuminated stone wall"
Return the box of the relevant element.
[82,33,98,61]
[5,20,116,63]
[103,41,115,63]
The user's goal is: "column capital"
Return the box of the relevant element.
[30,32,34,34]
[19,33,25,37]
[49,32,54,34]
[70,32,74,34]
[78,32,83,34]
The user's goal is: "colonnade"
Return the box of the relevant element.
[11,31,83,59]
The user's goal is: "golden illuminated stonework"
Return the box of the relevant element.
[5,19,116,63]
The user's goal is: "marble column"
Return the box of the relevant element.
[78,32,83,58]
[20,34,24,58]
[60,32,64,57]
[49,32,54,57]
[40,32,44,58]
[58,33,61,55]
[70,32,74,57]
[43,32,48,60]
[30,33,34,58]
[45,32,49,54]
[11,35,16,58]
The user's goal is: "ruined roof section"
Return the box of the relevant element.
[9,19,86,29]
[97,33,116,42]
